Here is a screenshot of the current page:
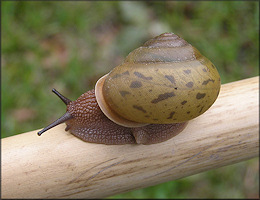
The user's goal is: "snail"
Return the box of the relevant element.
[38,32,221,145]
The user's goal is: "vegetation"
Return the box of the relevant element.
[2,1,259,198]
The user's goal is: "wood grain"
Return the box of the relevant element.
[2,76,259,199]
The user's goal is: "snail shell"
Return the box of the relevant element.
[96,33,221,127]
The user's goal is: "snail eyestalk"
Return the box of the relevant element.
[52,88,71,105]
[37,112,73,136]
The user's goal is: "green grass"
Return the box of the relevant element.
[1,1,259,198]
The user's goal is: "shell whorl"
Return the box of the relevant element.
[96,33,221,126]
[125,33,198,63]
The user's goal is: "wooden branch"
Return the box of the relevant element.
[2,76,259,199]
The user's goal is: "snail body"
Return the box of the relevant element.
[38,33,221,145]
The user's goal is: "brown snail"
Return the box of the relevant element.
[38,33,221,145]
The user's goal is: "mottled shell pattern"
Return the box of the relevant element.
[96,33,221,126]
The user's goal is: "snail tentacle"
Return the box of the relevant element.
[52,88,72,105]
[37,112,73,136]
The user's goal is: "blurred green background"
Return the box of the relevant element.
[1,1,259,198]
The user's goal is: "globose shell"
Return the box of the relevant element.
[101,33,221,124]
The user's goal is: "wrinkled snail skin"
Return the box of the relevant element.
[64,89,136,145]
[64,89,187,145]
[38,32,220,145]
